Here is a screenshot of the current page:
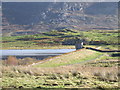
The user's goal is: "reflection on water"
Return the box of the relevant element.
[1,49,76,60]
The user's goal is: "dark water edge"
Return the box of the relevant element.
[2,55,58,60]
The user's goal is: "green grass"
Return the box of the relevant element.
[34,49,103,67]
[1,29,119,50]
[1,29,119,88]
[2,45,75,50]
[84,52,119,67]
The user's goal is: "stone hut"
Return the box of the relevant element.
[75,37,83,50]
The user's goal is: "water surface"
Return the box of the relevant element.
[1,49,76,60]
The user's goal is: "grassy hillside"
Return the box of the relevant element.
[33,48,119,68]
[1,49,119,88]
[1,29,119,50]
[1,29,119,88]
[34,49,103,67]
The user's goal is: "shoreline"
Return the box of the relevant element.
[1,45,75,50]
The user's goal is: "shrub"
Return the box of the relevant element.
[18,57,37,65]
[6,56,18,66]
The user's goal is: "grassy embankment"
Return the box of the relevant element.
[1,29,119,50]
[1,48,119,88]
[34,49,103,67]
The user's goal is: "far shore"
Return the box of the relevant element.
[1,45,119,51]
[1,45,75,50]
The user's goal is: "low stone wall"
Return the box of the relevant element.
[85,47,120,52]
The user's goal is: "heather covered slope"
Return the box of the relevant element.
[2,2,118,36]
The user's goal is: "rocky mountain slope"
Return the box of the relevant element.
[2,2,118,36]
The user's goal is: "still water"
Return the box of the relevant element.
[1,49,76,60]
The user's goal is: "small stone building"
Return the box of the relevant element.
[75,38,83,50]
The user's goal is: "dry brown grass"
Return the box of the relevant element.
[1,65,119,88]
[0,65,2,78]
[2,56,38,66]
[1,65,119,82]
[5,56,18,66]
